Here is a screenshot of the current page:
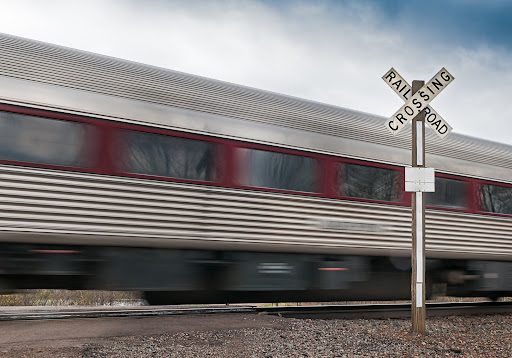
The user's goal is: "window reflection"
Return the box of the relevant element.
[426,177,468,209]
[0,111,92,167]
[479,184,512,215]
[118,130,217,182]
[237,148,318,192]
[338,163,401,202]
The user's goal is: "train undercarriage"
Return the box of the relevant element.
[1,243,511,304]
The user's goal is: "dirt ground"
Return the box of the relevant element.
[0,313,285,357]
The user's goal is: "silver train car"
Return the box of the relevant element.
[0,33,511,303]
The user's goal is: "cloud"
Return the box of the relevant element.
[0,0,511,144]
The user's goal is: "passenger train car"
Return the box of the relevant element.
[0,33,511,304]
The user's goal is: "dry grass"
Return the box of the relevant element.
[263,296,512,308]
[1,288,509,307]
[0,290,143,306]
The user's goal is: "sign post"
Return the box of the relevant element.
[411,80,426,334]
[382,68,454,334]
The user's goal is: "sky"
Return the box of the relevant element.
[0,0,511,145]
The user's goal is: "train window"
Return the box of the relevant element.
[237,148,319,192]
[118,130,218,182]
[479,184,512,215]
[337,163,401,202]
[426,177,468,209]
[0,111,92,167]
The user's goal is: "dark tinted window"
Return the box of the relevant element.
[338,163,401,202]
[426,177,468,209]
[118,130,217,182]
[0,111,92,167]
[479,184,512,215]
[238,148,319,192]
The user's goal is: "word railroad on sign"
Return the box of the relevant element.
[382,68,454,139]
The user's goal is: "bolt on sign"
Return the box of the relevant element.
[382,68,454,139]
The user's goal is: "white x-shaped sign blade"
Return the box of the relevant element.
[382,68,453,139]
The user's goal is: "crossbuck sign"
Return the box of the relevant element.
[382,67,454,335]
[382,68,454,139]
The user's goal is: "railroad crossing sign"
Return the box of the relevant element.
[382,68,454,139]
[382,67,454,335]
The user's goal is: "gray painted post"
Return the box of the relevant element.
[383,68,453,333]
[411,80,426,334]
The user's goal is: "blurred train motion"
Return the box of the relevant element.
[0,33,511,305]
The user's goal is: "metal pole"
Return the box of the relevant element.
[411,80,426,334]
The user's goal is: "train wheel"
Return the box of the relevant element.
[144,291,170,305]
[488,294,501,302]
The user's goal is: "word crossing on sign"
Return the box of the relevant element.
[384,68,454,137]
[382,68,452,139]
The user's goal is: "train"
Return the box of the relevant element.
[0,33,511,304]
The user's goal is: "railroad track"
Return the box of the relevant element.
[1,301,511,321]
[264,301,512,319]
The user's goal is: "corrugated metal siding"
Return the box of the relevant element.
[1,165,512,259]
[0,166,206,239]
[426,211,512,256]
[0,33,511,171]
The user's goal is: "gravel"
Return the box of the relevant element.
[1,313,512,357]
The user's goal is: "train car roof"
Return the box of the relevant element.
[0,33,511,183]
